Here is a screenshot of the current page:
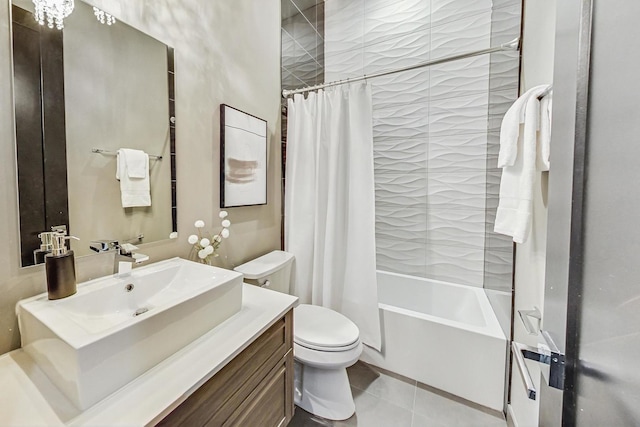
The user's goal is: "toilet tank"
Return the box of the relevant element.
[234,250,294,294]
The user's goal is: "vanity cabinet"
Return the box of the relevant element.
[158,309,294,427]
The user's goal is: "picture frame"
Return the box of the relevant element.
[220,104,268,208]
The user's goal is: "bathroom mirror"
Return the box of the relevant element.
[11,0,177,267]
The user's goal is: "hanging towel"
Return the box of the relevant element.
[116,148,151,208]
[494,85,552,244]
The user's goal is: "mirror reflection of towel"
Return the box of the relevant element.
[116,148,151,208]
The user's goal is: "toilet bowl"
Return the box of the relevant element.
[235,251,362,421]
[293,304,362,420]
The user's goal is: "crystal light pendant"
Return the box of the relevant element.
[32,0,75,30]
[93,7,116,25]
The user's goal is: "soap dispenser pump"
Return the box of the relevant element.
[44,232,80,300]
[33,231,55,265]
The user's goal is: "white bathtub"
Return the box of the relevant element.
[361,271,507,411]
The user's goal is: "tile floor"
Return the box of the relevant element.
[290,361,507,427]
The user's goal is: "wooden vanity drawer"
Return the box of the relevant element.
[158,310,293,426]
[220,349,293,427]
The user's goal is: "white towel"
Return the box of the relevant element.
[116,149,151,208]
[494,85,552,244]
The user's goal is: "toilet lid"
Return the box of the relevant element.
[294,304,360,351]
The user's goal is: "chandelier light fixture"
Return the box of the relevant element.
[93,7,116,25]
[32,0,75,30]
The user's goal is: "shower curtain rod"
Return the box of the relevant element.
[282,37,520,98]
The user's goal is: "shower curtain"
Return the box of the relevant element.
[285,84,381,351]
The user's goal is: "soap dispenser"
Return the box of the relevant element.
[45,232,80,300]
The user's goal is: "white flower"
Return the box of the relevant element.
[219,211,228,219]
[200,238,211,247]
[188,234,198,244]
[221,219,231,228]
[221,228,230,239]
[204,245,214,255]
[214,235,222,243]
[194,220,205,228]
[169,232,178,239]
[198,249,207,259]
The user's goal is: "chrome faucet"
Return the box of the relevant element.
[89,239,149,276]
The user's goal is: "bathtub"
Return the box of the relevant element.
[360,271,507,411]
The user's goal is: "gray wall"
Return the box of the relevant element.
[0,0,282,356]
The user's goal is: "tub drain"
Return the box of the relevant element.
[133,307,149,317]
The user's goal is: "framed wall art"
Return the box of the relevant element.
[220,104,267,207]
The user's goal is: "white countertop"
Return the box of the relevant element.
[0,284,298,426]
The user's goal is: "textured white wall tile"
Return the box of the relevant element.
[376,204,428,242]
[491,0,523,10]
[375,172,428,206]
[324,48,364,80]
[490,3,522,45]
[428,133,488,172]
[364,0,430,46]
[486,131,500,170]
[485,169,501,210]
[426,172,486,210]
[295,27,322,58]
[483,273,511,292]
[373,102,429,139]
[429,55,490,100]
[286,10,316,48]
[426,209,486,249]
[364,29,431,74]
[484,249,513,291]
[425,245,485,286]
[376,236,427,277]
[430,12,492,59]
[281,29,298,70]
[287,54,322,84]
[428,93,489,136]
[486,230,514,253]
[488,88,518,131]
[282,67,308,91]
[488,51,520,92]
[324,0,364,51]
[374,138,428,173]
[485,207,497,225]
[371,68,430,108]
[431,0,492,28]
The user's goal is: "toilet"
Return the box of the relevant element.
[235,250,362,421]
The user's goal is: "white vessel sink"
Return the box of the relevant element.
[16,257,243,410]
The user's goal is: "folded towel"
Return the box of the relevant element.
[494,85,552,244]
[116,148,147,178]
[116,149,151,208]
[497,85,551,168]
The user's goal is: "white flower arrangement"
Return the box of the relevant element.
[188,211,231,264]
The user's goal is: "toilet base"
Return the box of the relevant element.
[294,361,355,421]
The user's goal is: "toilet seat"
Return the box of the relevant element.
[294,304,360,352]
[294,340,363,369]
